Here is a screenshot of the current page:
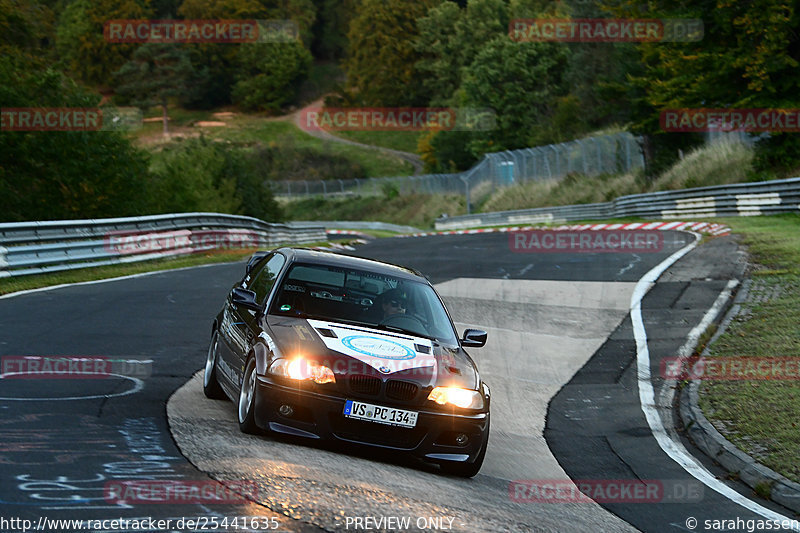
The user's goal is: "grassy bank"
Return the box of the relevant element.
[481,140,755,213]
[698,214,800,484]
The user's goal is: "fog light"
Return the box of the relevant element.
[455,433,469,446]
[278,404,294,417]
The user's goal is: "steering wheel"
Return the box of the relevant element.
[379,313,427,332]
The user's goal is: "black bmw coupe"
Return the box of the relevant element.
[204,247,490,477]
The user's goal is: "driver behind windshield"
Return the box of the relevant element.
[379,288,407,319]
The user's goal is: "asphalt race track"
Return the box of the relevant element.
[1,231,798,532]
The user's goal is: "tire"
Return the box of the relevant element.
[439,415,489,478]
[237,357,261,434]
[203,331,226,400]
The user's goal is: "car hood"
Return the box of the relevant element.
[265,316,478,389]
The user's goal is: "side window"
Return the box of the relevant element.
[247,254,286,304]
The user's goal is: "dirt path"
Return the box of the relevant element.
[290,98,424,175]
[135,100,424,175]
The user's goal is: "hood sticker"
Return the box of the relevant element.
[341,336,415,360]
[307,319,435,374]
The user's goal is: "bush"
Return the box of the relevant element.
[148,137,282,221]
[752,134,800,179]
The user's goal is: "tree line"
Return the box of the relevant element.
[1,0,798,221]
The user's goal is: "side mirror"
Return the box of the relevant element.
[231,288,261,312]
[461,328,487,348]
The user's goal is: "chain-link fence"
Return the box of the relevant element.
[270,132,644,202]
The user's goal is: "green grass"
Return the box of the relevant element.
[282,193,466,229]
[132,100,415,178]
[186,119,414,178]
[334,130,422,155]
[697,214,800,483]
[481,171,642,213]
[132,107,223,140]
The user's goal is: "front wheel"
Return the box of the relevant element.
[237,357,261,434]
[203,331,226,400]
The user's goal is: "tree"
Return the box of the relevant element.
[413,1,463,106]
[232,41,312,112]
[310,0,358,59]
[460,37,569,151]
[177,0,317,108]
[603,0,800,176]
[56,0,153,86]
[0,0,57,56]
[344,0,437,106]
[0,54,153,221]
[114,43,195,135]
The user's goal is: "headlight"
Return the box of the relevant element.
[268,357,335,385]
[427,386,484,409]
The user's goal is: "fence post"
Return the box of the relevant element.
[626,134,632,171]
[590,137,599,174]
[579,139,587,175]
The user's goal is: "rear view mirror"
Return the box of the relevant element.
[231,288,261,311]
[461,328,487,348]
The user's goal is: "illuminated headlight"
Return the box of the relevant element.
[268,357,335,385]
[427,386,484,409]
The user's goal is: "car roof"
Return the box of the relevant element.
[274,247,428,283]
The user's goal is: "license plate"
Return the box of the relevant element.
[344,400,418,428]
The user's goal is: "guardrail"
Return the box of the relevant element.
[0,213,325,278]
[435,177,800,230]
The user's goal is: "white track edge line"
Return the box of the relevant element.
[632,232,800,529]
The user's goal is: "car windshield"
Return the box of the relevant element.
[270,262,458,345]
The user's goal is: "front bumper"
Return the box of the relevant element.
[253,375,489,465]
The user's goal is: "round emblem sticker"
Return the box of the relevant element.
[341,336,415,360]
